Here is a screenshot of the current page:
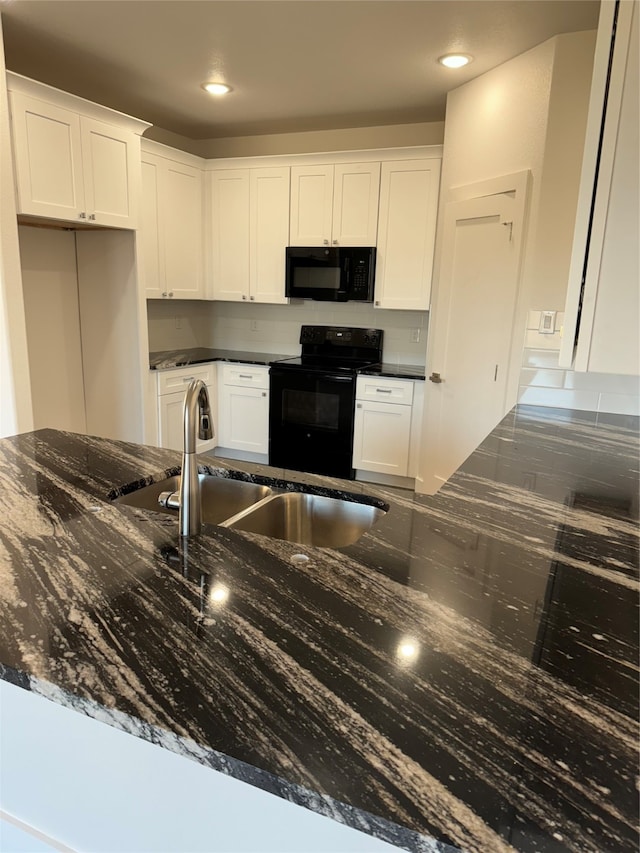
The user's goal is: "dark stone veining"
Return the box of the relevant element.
[149,347,292,370]
[0,405,638,852]
[357,362,426,380]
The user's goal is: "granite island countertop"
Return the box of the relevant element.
[0,406,638,852]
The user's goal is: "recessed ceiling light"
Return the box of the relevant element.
[438,54,473,69]
[201,82,232,96]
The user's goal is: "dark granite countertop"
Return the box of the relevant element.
[0,406,638,852]
[149,348,426,380]
[358,363,426,380]
[149,347,292,370]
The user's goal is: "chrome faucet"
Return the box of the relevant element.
[179,379,213,536]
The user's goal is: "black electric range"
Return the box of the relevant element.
[269,326,383,479]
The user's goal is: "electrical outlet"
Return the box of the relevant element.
[410,328,420,343]
[175,316,182,330]
[250,319,259,332]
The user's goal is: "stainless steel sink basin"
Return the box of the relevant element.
[221,492,385,548]
[114,474,272,525]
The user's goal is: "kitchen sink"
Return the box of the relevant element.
[114,474,272,525]
[220,492,386,548]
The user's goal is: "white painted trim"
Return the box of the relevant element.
[0,811,76,853]
[204,145,443,171]
[571,0,636,372]
[559,0,618,368]
[6,72,151,135]
[141,137,206,168]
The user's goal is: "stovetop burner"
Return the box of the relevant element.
[271,325,383,374]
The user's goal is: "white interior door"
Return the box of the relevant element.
[420,191,525,493]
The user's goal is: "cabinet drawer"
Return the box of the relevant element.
[356,376,414,405]
[157,363,216,396]
[221,363,269,389]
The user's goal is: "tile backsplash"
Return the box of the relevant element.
[147,299,428,365]
[518,311,640,416]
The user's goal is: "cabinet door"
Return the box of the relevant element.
[163,161,204,298]
[250,167,290,304]
[210,170,250,301]
[10,92,85,221]
[80,117,138,228]
[158,389,217,453]
[375,159,441,310]
[353,400,412,476]
[332,163,380,246]
[289,165,333,246]
[140,155,164,298]
[218,385,269,454]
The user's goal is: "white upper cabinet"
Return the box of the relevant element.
[374,159,441,311]
[250,167,290,304]
[289,162,380,247]
[210,166,289,304]
[8,74,149,228]
[141,145,205,299]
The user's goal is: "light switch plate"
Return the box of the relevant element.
[539,311,557,334]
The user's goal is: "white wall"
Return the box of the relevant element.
[0,15,32,437]
[147,299,429,366]
[18,226,87,432]
[146,121,445,160]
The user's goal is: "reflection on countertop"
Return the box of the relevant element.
[0,405,637,853]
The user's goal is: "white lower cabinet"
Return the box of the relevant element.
[353,377,423,479]
[217,364,269,457]
[157,363,217,453]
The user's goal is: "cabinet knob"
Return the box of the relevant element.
[249,295,255,301]
[242,294,247,300]
[162,292,167,298]
[168,292,174,298]
[429,372,443,383]
[375,300,380,307]
[78,212,86,219]
[323,239,329,245]
[88,213,96,221]
[332,239,338,245]
[262,392,266,397]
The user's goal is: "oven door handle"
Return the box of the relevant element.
[322,374,355,383]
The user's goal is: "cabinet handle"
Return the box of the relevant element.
[182,376,195,382]
[238,374,252,379]
[376,388,392,394]
[429,372,443,383]
[88,213,96,221]
[78,212,86,219]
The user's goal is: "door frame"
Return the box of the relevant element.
[418,170,531,494]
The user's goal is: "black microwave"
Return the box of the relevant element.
[285,247,376,302]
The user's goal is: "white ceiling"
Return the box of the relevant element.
[0,0,600,140]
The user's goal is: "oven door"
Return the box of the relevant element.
[269,368,356,479]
